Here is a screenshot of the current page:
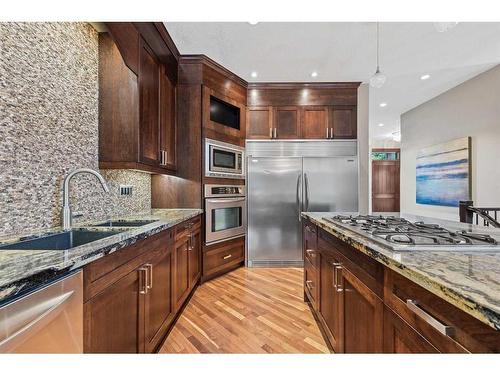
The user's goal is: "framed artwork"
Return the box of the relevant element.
[416,137,471,207]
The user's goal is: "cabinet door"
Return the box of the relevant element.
[188,226,201,288]
[340,266,383,353]
[319,253,344,353]
[274,106,301,139]
[302,106,329,139]
[331,106,357,139]
[159,65,176,170]
[84,268,145,353]
[138,38,160,166]
[247,106,272,139]
[304,258,319,310]
[383,306,439,353]
[174,235,190,310]
[144,240,175,353]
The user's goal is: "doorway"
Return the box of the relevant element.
[372,148,400,212]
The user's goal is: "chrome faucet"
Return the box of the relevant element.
[62,168,110,231]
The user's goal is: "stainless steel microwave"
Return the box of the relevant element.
[204,138,245,179]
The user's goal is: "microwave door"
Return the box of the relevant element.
[211,147,238,173]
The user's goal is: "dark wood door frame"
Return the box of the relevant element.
[372,148,400,213]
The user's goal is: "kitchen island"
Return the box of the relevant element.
[302,212,500,353]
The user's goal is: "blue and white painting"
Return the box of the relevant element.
[416,137,471,207]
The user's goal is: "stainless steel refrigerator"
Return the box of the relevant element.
[246,140,358,267]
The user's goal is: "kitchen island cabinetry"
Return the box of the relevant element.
[303,218,500,353]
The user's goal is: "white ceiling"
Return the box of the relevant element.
[165,22,500,142]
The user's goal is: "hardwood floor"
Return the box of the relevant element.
[159,267,330,353]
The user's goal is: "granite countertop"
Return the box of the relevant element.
[0,209,203,306]
[303,212,500,331]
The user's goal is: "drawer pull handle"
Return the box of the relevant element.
[334,265,343,292]
[223,254,232,260]
[406,300,455,337]
[306,249,316,257]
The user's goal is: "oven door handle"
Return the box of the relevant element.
[206,198,246,204]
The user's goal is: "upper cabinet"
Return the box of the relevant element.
[331,105,357,139]
[273,106,301,139]
[247,107,273,139]
[98,23,178,175]
[302,106,329,139]
[246,84,360,140]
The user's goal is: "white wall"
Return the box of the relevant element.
[400,65,500,221]
[357,83,370,214]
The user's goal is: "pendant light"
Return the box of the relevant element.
[370,22,386,88]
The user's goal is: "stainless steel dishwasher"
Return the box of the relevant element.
[0,270,83,353]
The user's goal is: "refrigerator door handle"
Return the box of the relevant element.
[304,173,310,212]
[296,173,302,222]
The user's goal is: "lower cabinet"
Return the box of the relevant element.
[306,221,500,354]
[144,242,175,353]
[83,214,201,353]
[84,266,144,353]
[340,267,383,353]
[383,306,439,353]
[202,236,245,282]
[319,252,343,353]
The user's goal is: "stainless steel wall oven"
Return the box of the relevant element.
[204,184,246,244]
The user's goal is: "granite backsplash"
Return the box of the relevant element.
[0,22,151,236]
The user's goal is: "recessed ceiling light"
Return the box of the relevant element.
[420,74,430,80]
[379,102,387,108]
[251,71,258,78]
[248,21,259,25]
[378,123,384,127]
[311,71,318,78]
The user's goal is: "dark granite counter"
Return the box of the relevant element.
[303,212,500,331]
[0,209,203,306]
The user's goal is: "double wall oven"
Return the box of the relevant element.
[204,185,246,244]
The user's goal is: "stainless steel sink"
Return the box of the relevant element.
[0,229,126,251]
[93,220,158,228]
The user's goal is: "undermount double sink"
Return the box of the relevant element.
[0,220,158,251]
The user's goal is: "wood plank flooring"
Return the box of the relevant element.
[159,267,329,354]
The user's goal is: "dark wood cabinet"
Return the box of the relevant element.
[273,106,301,139]
[159,65,177,170]
[83,215,201,353]
[247,106,273,139]
[202,236,245,282]
[307,222,500,354]
[174,232,190,310]
[99,29,177,175]
[319,252,343,353]
[144,234,175,353]
[138,38,161,166]
[330,105,357,139]
[188,223,201,287]
[383,306,439,353]
[84,267,144,353]
[174,216,201,309]
[302,106,329,139]
[341,266,383,353]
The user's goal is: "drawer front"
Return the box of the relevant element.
[384,269,500,353]
[318,228,383,297]
[203,237,244,278]
[175,215,201,241]
[304,257,319,309]
[303,221,319,269]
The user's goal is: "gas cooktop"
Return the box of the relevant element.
[323,214,500,252]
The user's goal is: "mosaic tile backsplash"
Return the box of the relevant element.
[0,22,151,236]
